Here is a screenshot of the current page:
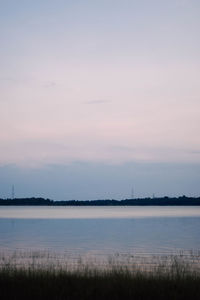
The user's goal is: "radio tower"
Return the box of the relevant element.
[11,185,15,199]
[131,187,134,199]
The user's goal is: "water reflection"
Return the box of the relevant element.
[0,210,200,257]
[0,206,200,219]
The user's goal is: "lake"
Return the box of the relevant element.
[0,206,200,261]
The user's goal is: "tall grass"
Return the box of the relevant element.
[0,251,200,299]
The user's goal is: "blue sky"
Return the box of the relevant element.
[0,162,200,200]
[0,0,200,199]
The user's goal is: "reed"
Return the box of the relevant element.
[0,251,200,300]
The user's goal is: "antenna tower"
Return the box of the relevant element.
[11,185,15,199]
[131,187,134,199]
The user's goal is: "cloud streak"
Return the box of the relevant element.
[84,100,111,105]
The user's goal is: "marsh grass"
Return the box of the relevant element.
[0,251,200,299]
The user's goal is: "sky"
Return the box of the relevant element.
[0,0,200,199]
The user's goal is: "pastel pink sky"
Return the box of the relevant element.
[0,0,200,167]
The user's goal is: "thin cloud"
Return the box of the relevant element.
[84,100,111,105]
[0,77,18,83]
[43,81,57,88]
[187,150,200,154]
[111,146,137,152]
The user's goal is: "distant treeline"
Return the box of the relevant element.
[0,196,200,206]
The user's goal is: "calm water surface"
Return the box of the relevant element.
[0,206,200,257]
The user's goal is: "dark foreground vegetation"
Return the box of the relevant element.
[1,195,200,205]
[0,266,200,300]
[0,251,199,300]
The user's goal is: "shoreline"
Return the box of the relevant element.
[1,196,200,206]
